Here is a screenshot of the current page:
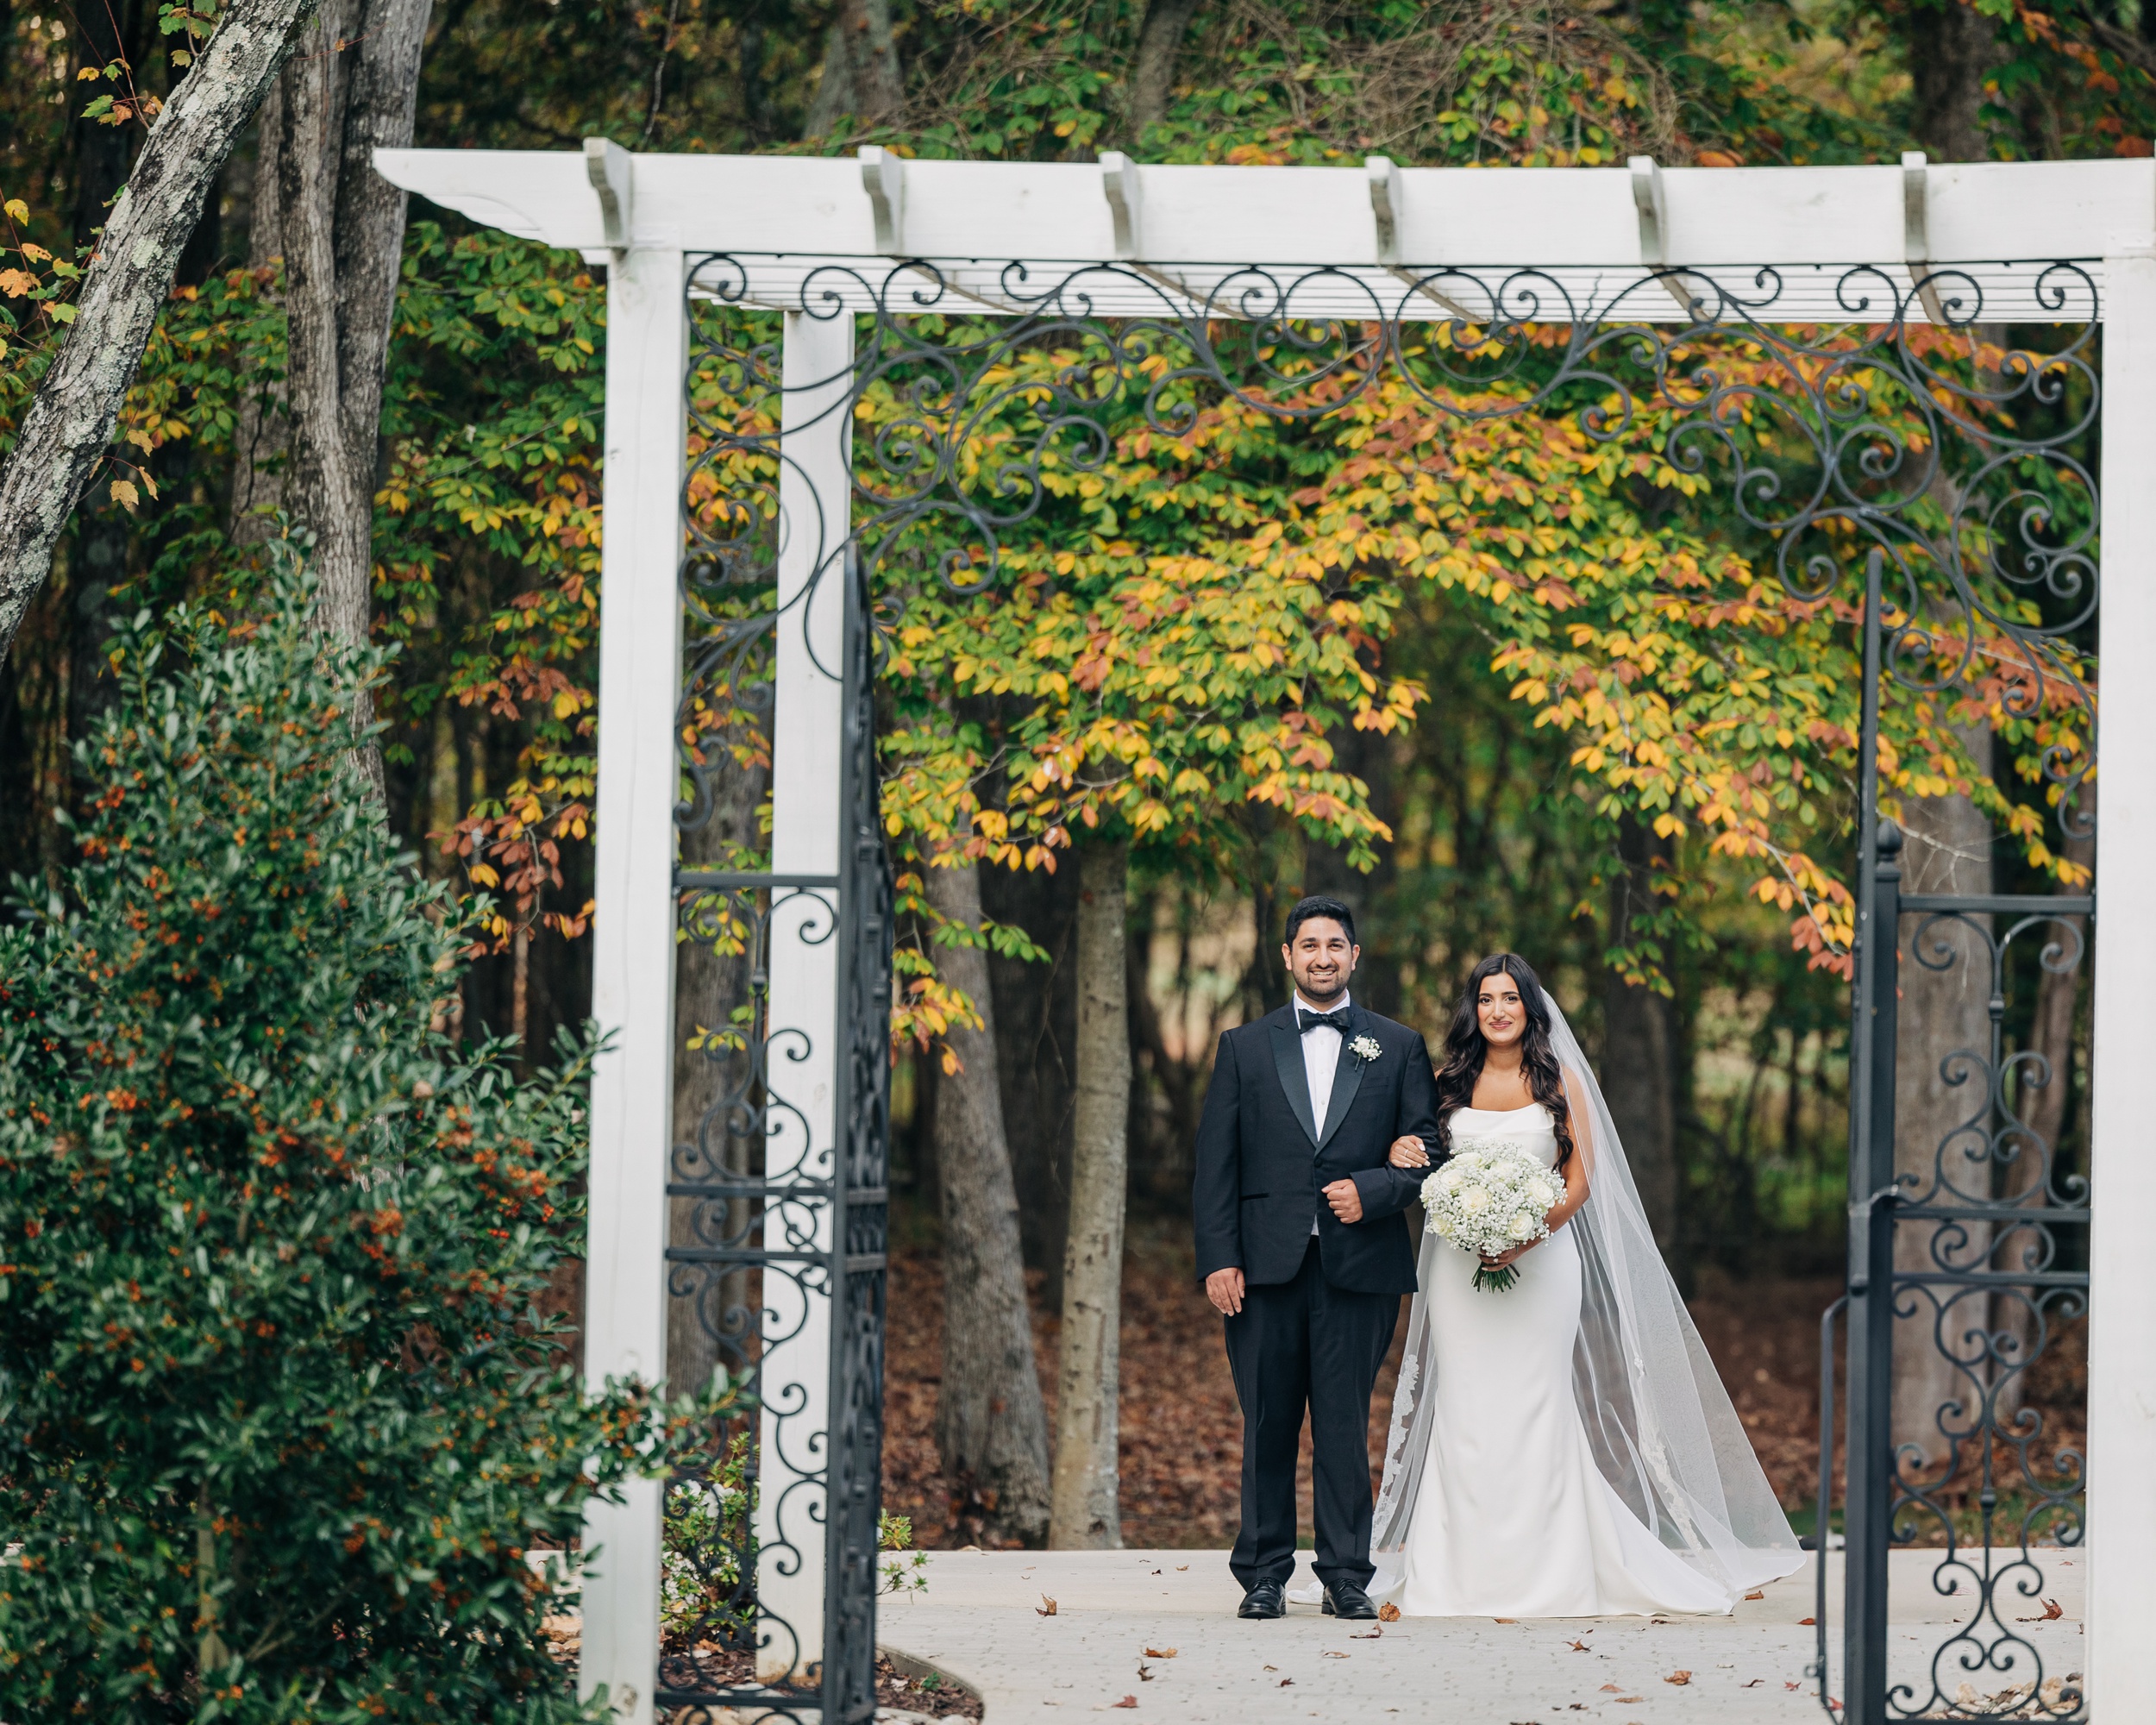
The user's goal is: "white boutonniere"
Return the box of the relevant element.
[1349,1034,1382,1064]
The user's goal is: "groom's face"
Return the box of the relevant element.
[1283,917,1358,1007]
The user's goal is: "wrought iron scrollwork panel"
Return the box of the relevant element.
[663,249,2098,1723]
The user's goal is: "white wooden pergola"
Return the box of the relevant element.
[374,143,2156,1722]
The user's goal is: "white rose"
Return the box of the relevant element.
[1508,1211,1537,1240]
[1440,1167,1465,1192]
[1527,1180,1556,1208]
[1460,1188,1491,1217]
[1433,1215,1457,1239]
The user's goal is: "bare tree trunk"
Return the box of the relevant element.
[925,856,1054,1546]
[805,0,903,138]
[669,731,768,1399]
[1891,762,1994,1472]
[1991,793,2093,1424]
[1906,0,2000,162]
[0,0,315,668]
[269,0,432,800]
[1051,838,1130,1548]
[980,855,1080,1302]
[1129,0,1202,137]
[1603,812,1678,1248]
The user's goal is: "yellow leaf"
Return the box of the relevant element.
[3,199,26,225]
[109,479,140,512]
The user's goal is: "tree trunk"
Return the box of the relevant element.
[669,739,768,1399]
[805,0,903,138]
[1991,791,2093,1424]
[266,0,432,799]
[1891,766,1994,1471]
[1603,812,1679,1248]
[1129,0,1201,137]
[0,0,315,668]
[925,857,1054,1547]
[1906,0,2000,162]
[980,853,1080,1302]
[1050,838,1131,1548]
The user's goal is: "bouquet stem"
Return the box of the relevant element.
[1472,1263,1520,1294]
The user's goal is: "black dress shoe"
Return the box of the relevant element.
[1321,1580,1379,1619]
[1237,1580,1287,1619]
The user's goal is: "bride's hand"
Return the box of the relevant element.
[1480,1242,1533,1270]
[1388,1135,1430,1169]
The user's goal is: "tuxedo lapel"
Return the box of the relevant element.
[1267,1013,1320,1148]
[1313,1010,1367,1155]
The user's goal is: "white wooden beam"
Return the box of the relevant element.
[580,242,686,1725]
[754,307,854,1683]
[373,147,2156,279]
[2087,242,2156,1724]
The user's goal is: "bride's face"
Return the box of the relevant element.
[1476,975,1526,1049]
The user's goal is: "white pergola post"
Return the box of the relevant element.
[2085,244,2156,1719]
[580,240,687,1725]
[754,307,856,1682]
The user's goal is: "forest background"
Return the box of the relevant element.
[0,0,2129,1552]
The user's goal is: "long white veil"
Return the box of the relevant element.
[1367,989,1802,1601]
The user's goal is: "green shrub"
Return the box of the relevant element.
[0,553,723,1722]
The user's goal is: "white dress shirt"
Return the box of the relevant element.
[1296,990,1351,1232]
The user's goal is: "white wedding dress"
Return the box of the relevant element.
[1316,992,1802,1621]
[1390,1104,1730,1616]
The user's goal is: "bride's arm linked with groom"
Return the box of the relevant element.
[1189,909,1804,1623]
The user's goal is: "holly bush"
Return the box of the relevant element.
[0,550,724,1722]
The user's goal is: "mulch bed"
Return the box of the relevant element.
[883,1224,2090,1552]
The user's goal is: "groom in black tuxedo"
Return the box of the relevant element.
[1192,895,1439,1620]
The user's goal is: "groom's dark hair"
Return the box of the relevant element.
[1284,894,1357,946]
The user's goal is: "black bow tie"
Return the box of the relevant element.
[1297,1007,1350,1036]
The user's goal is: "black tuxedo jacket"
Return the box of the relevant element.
[1191,1002,1442,1295]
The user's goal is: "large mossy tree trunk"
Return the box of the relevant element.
[0,0,315,668]
[924,856,1054,1546]
[1050,837,1131,1548]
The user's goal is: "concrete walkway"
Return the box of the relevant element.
[878,1547,2086,1722]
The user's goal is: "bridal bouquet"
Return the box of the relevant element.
[1421,1143,1560,1292]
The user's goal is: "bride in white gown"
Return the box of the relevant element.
[1352,953,1801,1617]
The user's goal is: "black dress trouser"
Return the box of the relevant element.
[1222,1237,1401,1592]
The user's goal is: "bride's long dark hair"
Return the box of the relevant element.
[1435,952,1575,1170]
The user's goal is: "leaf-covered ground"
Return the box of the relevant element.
[883,1223,2088,1553]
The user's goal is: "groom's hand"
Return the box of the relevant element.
[1323,1178,1363,1225]
[1206,1267,1245,1316]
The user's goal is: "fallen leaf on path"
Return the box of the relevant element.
[2016,1598,2065,1622]
[1568,1639,1590,1651]
[1324,1650,1348,1659]
[1745,1590,1764,1601]
[1377,1603,1401,1622]
[1600,1684,1623,1692]
[1143,1647,1177,1659]
[1109,1697,1137,1709]
[1786,1681,1802,1690]
[1350,1627,1384,1640]
[1664,1672,1692,1686]
[1495,1616,1517,1623]
[1614,1696,1645,1704]
[1037,1596,1057,1616]
[1137,1665,1154,1682]
[1175,1565,1188,1571]
[1798,1616,1815,1625]
[1263,1665,1277,1672]
[1743,1678,1764,1688]
[1278,1678,1294,1687]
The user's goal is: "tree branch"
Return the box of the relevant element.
[0,0,314,667]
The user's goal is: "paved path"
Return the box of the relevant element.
[877,1548,2086,1722]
